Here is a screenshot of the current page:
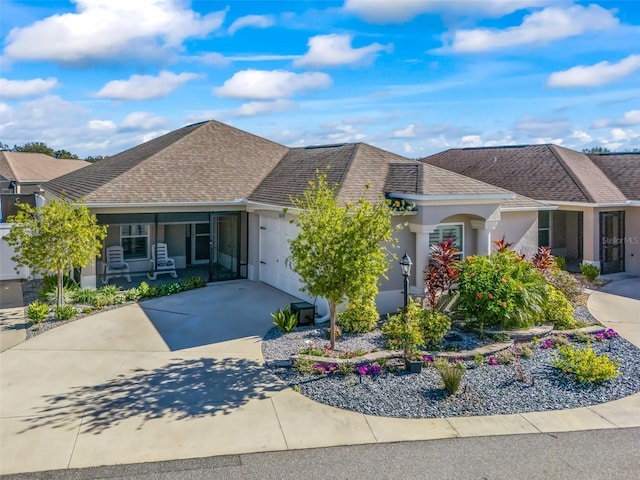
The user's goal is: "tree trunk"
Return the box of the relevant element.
[57,269,64,307]
[329,302,336,350]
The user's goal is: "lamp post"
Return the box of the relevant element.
[400,252,412,309]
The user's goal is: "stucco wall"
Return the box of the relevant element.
[0,223,30,280]
[494,211,539,257]
[623,206,640,275]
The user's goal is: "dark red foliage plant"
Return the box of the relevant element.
[424,239,459,310]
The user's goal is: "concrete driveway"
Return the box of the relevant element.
[0,280,301,474]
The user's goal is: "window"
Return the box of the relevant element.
[121,224,149,259]
[538,211,551,247]
[429,224,464,259]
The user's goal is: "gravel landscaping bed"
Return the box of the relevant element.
[262,322,640,418]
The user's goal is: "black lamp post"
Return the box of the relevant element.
[400,252,412,309]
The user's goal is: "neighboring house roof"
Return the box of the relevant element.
[0,151,89,183]
[589,153,640,201]
[420,144,628,204]
[46,120,289,204]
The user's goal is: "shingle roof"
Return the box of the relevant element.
[385,163,514,197]
[45,120,289,203]
[0,151,89,183]
[590,153,640,201]
[420,144,627,204]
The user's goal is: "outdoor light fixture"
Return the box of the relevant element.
[400,252,412,308]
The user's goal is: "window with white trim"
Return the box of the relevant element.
[121,224,149,259]
[429,224,464,260]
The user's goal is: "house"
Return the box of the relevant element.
[421,145,640,275]
[43,120,550,313]
[0,151,89,194]
[0,152,90,280]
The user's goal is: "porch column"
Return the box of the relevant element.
[409,224,439,293]
[80,258,97,289]
[471,220,499,256]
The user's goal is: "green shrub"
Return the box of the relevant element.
[555,256,566,270]
[138,281,151,298]
[124,287,142,302]
[272,305,298,333]
[579,263,600,282]
[81,307,94,314]
[421,309,451,349]
[573,330,592,343]
[543,285,577,330]
[26,301,49,323]
[433,358,464,395]
[184,276,207,289]
[338,362,353,376]
[54,304,78,321]
[72,288,98,305]
[552,343,620,383]
[38,274,78,302]
[93,285,125,307]
[474,353,484,366]
[337,298,380,333]
[515,344,533,359]
[294,358,316,374]
[382,299,425,354]
[495,349,517,365]
[456,250,547,330]
[491,333,511,342]
[545,270,582,304]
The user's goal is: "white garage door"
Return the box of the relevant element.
[259,216,305,298]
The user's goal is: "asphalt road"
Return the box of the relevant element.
[5,427,639,480]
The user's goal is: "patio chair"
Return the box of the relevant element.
[103,246,131,284]
[148,242,178,280]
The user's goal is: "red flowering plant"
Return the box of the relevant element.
[531,246,556,272]
[424,239,459,311]
[456,250,547,330]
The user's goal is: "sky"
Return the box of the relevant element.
[1,0,639,159]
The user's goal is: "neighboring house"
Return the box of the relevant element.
[0,152,89,280]
[0,151,89,194]
[44,120,549,313]
[421,145,640,275]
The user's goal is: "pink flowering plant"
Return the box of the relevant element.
[456,250,547,330]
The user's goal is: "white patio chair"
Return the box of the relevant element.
[148,242,178,280]
[103,246,131,284]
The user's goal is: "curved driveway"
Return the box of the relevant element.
[1,279,640,475]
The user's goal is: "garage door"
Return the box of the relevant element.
[259,216,304,298]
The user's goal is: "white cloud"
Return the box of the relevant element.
[344,0,554,24]
[233,99,295,117]
[547,55,640,88]
[569,130,593,143]
[593,110,640,129]
[4,0,227,63]
[317,121,367,143]
[214,69,332,100]
[0,77,58,99]
[460,135,483,147]
[228,14,275,35]
[88,119,116,132]
[392,124,417,138]
[119,111,169,132]
[95,71,202,100]
[294,34,391,68]
[515,115,572,138]
[447,5,618,53]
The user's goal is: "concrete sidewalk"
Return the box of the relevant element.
[1,279,639,475]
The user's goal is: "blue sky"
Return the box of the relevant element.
[1,0,639,158]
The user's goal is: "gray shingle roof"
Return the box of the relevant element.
[385,163,514,197]
[420,144,627,204]
[0,151,89,183]
[45,120,288,203]
[590,153,640,201]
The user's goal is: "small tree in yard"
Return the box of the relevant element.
[4,198,107,306]
[288,173,398,349]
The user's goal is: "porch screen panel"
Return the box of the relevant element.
[121,224,149,259]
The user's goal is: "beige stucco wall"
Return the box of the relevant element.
[623,206,640,275]
[494,211,539,258]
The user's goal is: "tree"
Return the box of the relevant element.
[85,155,109,163]
[13,142,56,156]
[288,173,398,349]
[4,199,107,306]
[582,147,611,154]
